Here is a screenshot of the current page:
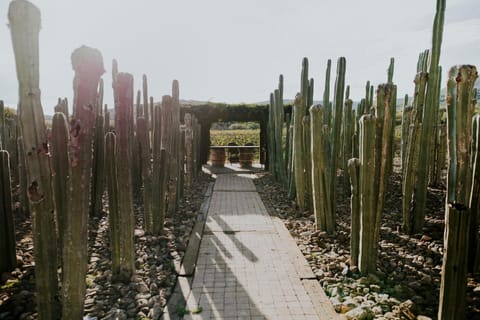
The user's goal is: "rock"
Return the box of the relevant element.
[136,281,149,293]
[345,306,374,320]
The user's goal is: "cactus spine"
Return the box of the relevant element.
[8,1,60,317]
[439,65,478,320]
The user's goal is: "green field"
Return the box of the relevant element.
[210,129,260,146]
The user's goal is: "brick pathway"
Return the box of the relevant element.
[176,174,337,320]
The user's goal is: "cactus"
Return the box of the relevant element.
[8,1,60,318]
[404,0,445,234]
[303,114,312,210]
[357,114,377,274]
[105,132,121,275]
[51,112,69,266]
[54,98,69,120]
[293,58,309,210]
[60,46,105,319]
[402,72,428,234]
[438,65,478,320]
[143,75,149,125]
[0,100,4,149]
[401,95,412,172]
[310,104,334,233]
[274,83,286,183]
[137,116,153,233]
[469,114,480,272]
[0,150,16,274]
[152,101,167,234]
[91,79,105,216]
[348,158,360,267]
[184,113,194,188]
[112,72,135,281]
[342,97,354,193]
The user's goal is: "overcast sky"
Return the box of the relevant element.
[1,0,479,115]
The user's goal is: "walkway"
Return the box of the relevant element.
[163,168,337,320]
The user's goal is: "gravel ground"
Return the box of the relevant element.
[254,165,480,320]
[0,172,213,320]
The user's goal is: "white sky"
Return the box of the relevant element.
[1,0,479,114]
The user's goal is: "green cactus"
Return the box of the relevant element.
[91,78,105,216]
[357,114,377,274]
[105,132,121,275]
[469,114,480,272]
[184,113,194,188]
[143,75,149,125]
[61,46,105,319]
[303,114,312,210]
[8,1,60,317]
[51,112,69,267]
[112,72,135,281]
[347,158,360,268]
[137,116,153,233]
[402,72,428,234]
[438,65,478,320]
[0,150,16,274]
[404,0,445,234]
[293,58,308,211]
[309,104,334,233]
[152,101,167,234]
[0,100,4,149]
[274,83,287,184]
[342,97,354,193]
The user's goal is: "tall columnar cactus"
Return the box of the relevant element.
[357,114,377,273]
[105,132,120,276]
[309,57,346,234]
[404,0,445,234]
[8,1,60,318]
[267,75,286,183]
[143,75,149,125]
[402,72,428,234]
[439,65,478,320]
[137,116,153,233]
[347,158,360,267]
[54,97,69,120]
[0,150,16,274]
[293,58,308,210]
[185,113,194,188]
[401,95,412,172]
[310,105,334,233]
[470,114,480,272]
[61,46,105,319]
[51,112,69,265]
[113,72,135,281]
[349,83,395,274]
[342,95,354,193]
[152,101,167,234]
[303,114,312,210]
[429,66,444,186]
[91,78,105,216]
[0,100,4,149]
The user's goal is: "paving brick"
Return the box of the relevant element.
[175,173,337,320]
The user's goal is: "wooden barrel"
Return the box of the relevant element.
[210,148,226,167]
[239,147,254,168]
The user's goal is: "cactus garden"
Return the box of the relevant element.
[1,0,480,319]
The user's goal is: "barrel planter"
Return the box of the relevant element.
[210,148,226,167]
[239,147,255,168]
